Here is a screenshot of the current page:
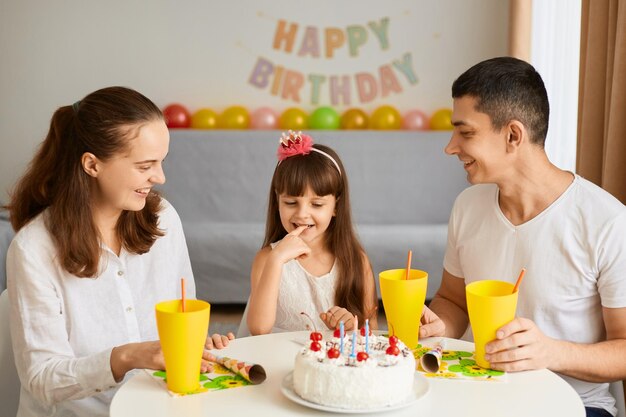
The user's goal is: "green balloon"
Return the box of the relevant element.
[308,106,340,130]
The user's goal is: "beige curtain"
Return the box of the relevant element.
[508,0,533,60]
[578,0,626,204]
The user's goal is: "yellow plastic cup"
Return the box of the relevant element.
[155,299,211,393]
[466,280,518,369]
[379,269,428,350]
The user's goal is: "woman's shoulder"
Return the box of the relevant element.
[156,198,183,228]
[9,212,55,256]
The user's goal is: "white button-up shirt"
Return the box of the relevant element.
[7,201,194,417]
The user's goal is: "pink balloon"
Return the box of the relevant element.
[250,107,278,129]
[402,109,429,130]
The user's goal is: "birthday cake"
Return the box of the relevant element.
[293,325,416,410]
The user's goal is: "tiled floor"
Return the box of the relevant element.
[210,303,389,337]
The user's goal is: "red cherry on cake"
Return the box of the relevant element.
[386,345,400,356]
[388,322,399,346]
[310,341,322,351]
[310,332,323,342]
[333,328,341,338]
[359,327,372,336]
[327,347,340,359]
[356,351,369,361]
[300,311,323,343]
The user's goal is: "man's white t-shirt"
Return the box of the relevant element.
[443,174,626,416]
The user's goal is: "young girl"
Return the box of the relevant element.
[6,87,232,417]
[247,131,378,335]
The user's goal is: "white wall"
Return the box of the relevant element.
[0,0,508,202]
[531,0,581,172]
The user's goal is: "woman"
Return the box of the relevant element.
[6,86,232,417]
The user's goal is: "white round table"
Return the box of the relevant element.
[111,331,585,416]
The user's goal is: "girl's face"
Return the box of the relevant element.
[278,186,337,245]
[89,119,169,217]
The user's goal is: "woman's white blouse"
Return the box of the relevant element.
[6,201,194,417]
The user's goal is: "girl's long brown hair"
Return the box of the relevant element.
[263,143,376,324]
[6,86,164,277]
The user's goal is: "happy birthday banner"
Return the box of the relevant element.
[248,17,418,106]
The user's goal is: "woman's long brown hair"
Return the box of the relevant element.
[6,86,164,277]
[263,143,376,324]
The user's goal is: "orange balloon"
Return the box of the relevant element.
[370,105,402,130]
[341,108,369,129]
[219,106,250,129]
[191,108,218,129]
[279,107,308,130]
[430,108,453,130]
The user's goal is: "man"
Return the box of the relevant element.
[420,57,626,417]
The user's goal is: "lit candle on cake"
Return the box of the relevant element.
[339,321,344,355]
[365,319,369,354]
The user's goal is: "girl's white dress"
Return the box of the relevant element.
[271,242,337,332]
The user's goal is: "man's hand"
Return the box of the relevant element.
[419,306,446,338]
[484,317,558,372]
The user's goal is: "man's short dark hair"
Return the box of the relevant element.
[452,56,550,146]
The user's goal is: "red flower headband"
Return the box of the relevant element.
[276,130,341,175]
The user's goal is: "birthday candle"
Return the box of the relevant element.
[365,319,369,354]
[351,315,358,358]
[351,330,356,357]
[339,321,344,355]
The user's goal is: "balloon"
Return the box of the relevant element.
[370,105,402,130]
[279,108,308,130]
[430,108,453,130]
[163,104,191,128]
[340,108,369,129]
[309,106,340,130]
[402,109,429,130]
[219,106,250,129]
[191,108,218,129]
[250,107,278,129]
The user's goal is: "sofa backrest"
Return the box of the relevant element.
[159,130,468,226]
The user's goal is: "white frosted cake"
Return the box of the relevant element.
[293,331,416,409]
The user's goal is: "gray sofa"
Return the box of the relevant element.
[0,130,469,303]
[0,212,12,291]
[159,130,468,303]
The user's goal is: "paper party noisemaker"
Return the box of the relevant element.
[209,355,267,384]
[420,339,446,373]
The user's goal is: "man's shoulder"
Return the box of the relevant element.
[572,175,625,216]
[455,183,498,206]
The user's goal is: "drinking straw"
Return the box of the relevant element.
[181,277,186,312]
[512,268,526,293]
[405,250,413,280]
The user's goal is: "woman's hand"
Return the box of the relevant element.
[201,332,235,372]
[204,332,235,350]
[320,306,356,330]
[110,341,165,382]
